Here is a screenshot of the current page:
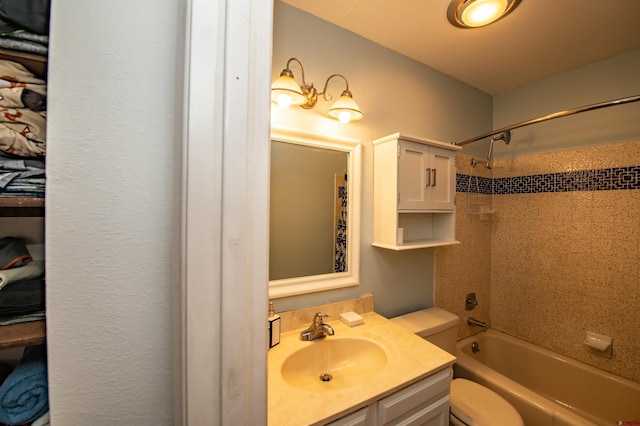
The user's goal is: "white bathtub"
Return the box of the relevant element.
[454,329,640,426]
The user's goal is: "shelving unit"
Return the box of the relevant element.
[0,321,46,350]
[0,48,48,348]
[0,47,47,78]
[0,197,45,217]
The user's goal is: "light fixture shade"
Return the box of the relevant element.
[447,0,520,28]
[328,92,363,123]
[271,74,305,108]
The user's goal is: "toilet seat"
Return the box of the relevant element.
[449,378,524,426]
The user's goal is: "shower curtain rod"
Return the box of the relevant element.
[455,94,640,147]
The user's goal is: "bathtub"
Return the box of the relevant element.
[454,329,640,426]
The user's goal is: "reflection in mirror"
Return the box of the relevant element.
[270,141,348,280]
[269,126,361,299]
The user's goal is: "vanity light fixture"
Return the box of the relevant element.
[447,0,521,28]
[271,57,364,123]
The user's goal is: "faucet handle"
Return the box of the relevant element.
[313,312,329,324]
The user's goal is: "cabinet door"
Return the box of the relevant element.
[398,142,455,211]
[388,396,449,426]
[398,141,431,210]
[378,368,451,425]
[427,147,456,210]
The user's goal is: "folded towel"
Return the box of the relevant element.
[0,279,44,311]
[0,345,48,425]
[0,261,43,290]
[0,192,43,198]
[0,2,51,36]
[0,311,45,326]
[0,238,32,271]
[0,38,47,56]
[31,411,49,426]
[0,307,43,317]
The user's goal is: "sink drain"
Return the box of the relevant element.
[319,373,333,382]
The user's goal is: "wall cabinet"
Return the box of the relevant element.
[327,368,452,426]
[372,133,461,250]
[397,141,456,211]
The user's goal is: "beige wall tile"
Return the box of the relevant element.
[437,141,640,383]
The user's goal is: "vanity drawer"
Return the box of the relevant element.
[326,404,375,426]
[377,368,451,425]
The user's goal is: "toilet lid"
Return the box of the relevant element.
[450,379,524,426]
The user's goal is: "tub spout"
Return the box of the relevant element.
[468,317,488,330]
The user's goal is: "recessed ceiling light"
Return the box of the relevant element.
[447,0,521,28]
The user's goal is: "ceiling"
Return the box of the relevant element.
[280,0,640,95]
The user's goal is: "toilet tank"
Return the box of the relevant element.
[391,308,460,355]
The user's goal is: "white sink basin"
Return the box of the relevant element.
[281,337,388,391]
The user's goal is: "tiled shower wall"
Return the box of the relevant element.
[436,140,640,383]
[435,154,493,341]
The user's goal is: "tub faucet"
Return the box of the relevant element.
[468,317,488,330]
[300,312,335,341]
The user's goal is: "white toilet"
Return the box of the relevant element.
[391,308,524,426]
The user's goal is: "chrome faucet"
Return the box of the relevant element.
[300,312,335,341]
[467,317,488,330]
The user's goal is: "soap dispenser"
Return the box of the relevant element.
[268,301,280,349]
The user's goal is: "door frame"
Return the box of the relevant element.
[181,0,272,424]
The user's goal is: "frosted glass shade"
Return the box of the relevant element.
[271,75,305,108]
[328,94,364,123]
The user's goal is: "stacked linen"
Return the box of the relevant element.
[0,32,48,58]
[0,59,46,198]
[0,60,46,158]
[0,152,44,198]
[0,411,48,426]
[0,237,44,325]
[0,276,44,324]
[0,0,50,57]
[0,345,48,426]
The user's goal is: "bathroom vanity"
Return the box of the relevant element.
[327,368,452,426]
[268,311,456,425]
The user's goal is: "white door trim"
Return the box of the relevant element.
[181,0,272,424]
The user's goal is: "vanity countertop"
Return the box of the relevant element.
[268,311,456,425]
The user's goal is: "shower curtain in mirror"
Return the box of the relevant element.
[333,173,347,272]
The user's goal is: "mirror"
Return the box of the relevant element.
[269,126,361,298]
[270,141,348,280]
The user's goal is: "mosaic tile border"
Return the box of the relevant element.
[457,165,640,195]
[456,174,492,195]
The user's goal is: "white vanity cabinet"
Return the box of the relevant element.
[327,404,375,426]
[327,368,452,426]
[377,368,451,426]
[372,133,461,250]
